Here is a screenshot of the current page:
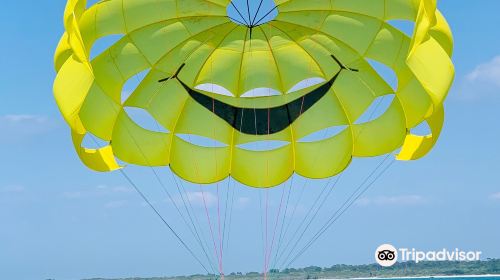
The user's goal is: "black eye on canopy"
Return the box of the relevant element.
[159,55,358,135]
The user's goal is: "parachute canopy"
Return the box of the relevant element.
[54,0,454,187]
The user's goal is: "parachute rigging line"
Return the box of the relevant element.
[159,167,218,274]
[230,2,250,26]
[119,169,211,274]
[258,190,267,276]
[222,178,236,251]
[175,176,219,264]
[264,189,270,280]
[216,183,225,277]
[273,175,342,269]
[170,173,219,273]
[271,177,294,271]
[264,181,287,278]
[197,172,223,277]
[283,156,396,269]
[252,0,265,26]
[227,16,248,27]
[254,5,279,26]
[221,177,232,251]
[246,0,252,27]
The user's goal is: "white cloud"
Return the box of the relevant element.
[466,56,500,86]
[62,191,84,199]
[185,191,218,208]
[62,185,132,199]
[489,192,500,200]
[356,195,428,207]
[460,56,500,99]
[96,184,133,194]
[111,186,134,193]
[0,114,58,142]
[173,193,249,209]
[0,185,26,194]
[235,197,251,209]
[1,115,48,123]
[104,200,128,209]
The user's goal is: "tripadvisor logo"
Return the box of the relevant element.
[375,244,398,267]
[375,244,482,267]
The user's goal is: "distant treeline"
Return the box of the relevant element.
[84,259,500,280]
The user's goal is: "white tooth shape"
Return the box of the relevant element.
[287,77,326,93]
[240,87,282,98]
[195,83,235,97]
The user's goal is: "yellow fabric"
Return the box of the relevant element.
[54,0,454,187]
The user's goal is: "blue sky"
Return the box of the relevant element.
[1,1,500,280]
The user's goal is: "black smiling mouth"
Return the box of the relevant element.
[159,55,358,135]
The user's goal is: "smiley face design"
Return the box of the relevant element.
[161,54,357,135]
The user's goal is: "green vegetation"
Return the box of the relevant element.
[84,259,500,280]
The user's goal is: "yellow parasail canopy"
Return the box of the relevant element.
[54,0,454,188]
